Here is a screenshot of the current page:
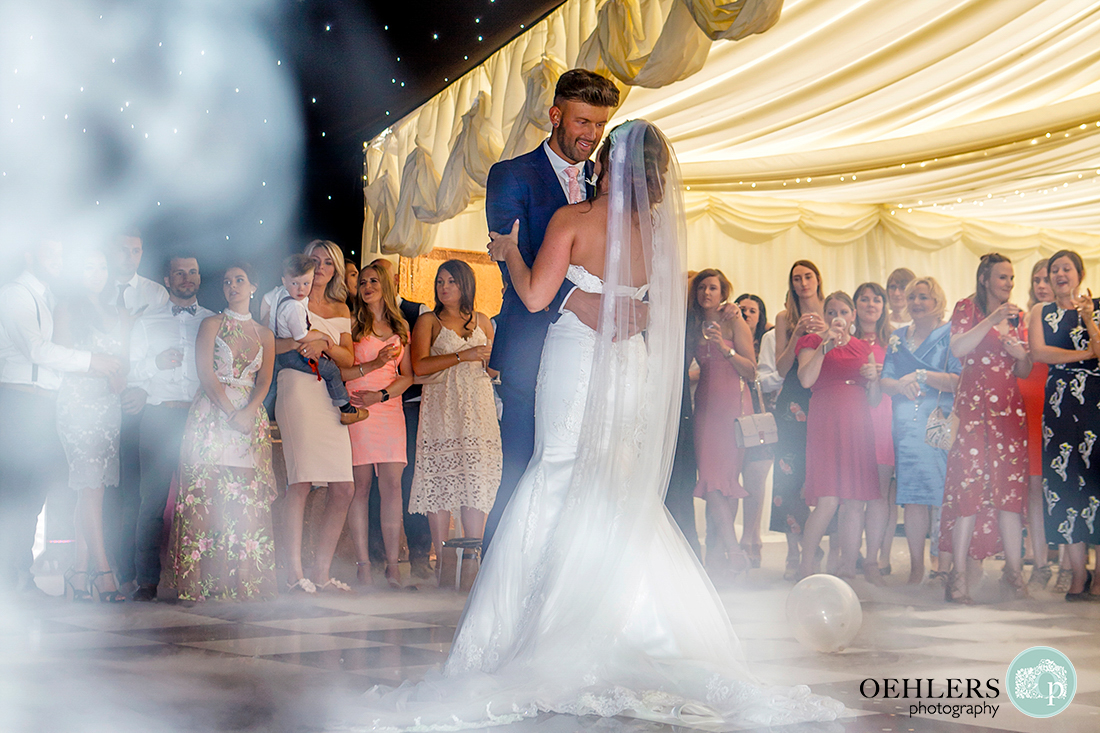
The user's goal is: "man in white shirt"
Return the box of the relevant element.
[127,254,213,602]
[0,239,122,596]
[104,231,169,590]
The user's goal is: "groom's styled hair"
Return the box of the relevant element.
[554,69,620,109]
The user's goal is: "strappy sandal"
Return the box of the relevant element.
[88,570,126,603]
[1028,565,1053,590]
[356,561,372,585]
[944,569,973,605]
[316,578,353,593]
[64,568,91,602]
[384,563,402,589]
[286,577,317,594]
[999,568,1030,599]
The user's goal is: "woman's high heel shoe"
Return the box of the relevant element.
[945,569,973,605]
[1000,568,1030,599]
[385,563,402,589]
[356,561,372,586]
[64,568,91,602]
[741,543,762,569]
[88,570,126,603]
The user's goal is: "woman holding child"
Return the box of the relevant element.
[275,240,358,593]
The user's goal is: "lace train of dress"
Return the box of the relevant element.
[344,266,841,731]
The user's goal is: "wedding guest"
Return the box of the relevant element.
[886,268,915,331]
[343,263,414,588]
[259,254,367,424]
[733,293,773,567]
[345,259,360,309]
[127,254,214,602]
[666,302,701,554]
[105,231,170,593]
[410,260,501,571]
[170,264,277,601]
[276,239,357,593]
[690,271,756,576]
[771,260,827,579]
[0,239,122,596]
[796,292,880,580]
[853,282,894,585]
[1028,250,1100,601]
[870,277,960,584]
[1018,259,1054,589]
[367,258,433,579]
[942,254,1031,603]
[54,247,130,602]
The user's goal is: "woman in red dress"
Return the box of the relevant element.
[854,282,894,585]
[796,291,880,579]
[1017,259,1054,589]
[942,254,1031,603]
[690,270,757,576]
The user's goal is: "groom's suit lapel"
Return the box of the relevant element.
[584,159,596,199]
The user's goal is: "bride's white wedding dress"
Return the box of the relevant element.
[347,121,840,732]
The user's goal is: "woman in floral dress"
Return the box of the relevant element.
[1029,250,1100,601]
[941,254,1031,603]
[171,264,277,601]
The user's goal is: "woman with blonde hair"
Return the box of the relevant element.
[869,277,961,584]
[275,239,357,593]
[343,263,414,587]
[1018,259,1055,588]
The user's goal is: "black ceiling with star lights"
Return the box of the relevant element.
[288,0,567,259]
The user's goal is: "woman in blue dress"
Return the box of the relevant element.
[869,277,961,584]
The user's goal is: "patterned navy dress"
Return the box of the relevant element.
[1040,300,1100,546]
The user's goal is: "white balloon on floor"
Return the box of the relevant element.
[786,574,863,652]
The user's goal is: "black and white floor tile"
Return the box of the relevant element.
[2,540,1097,732]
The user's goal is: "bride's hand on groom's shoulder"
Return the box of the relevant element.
[487,219,520,262]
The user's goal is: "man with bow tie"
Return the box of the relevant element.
[125,254,213,601]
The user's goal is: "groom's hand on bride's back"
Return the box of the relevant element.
[565,291,648,340]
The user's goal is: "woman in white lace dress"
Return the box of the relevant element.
[409,260,501,570]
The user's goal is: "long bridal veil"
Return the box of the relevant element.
[343,121,841,731]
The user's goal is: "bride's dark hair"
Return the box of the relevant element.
[592,122,670,207]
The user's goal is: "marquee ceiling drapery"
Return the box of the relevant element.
[363,0,1100,282]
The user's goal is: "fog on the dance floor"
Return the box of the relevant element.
[1,2,303,730]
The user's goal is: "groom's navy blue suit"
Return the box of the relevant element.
[482,142,594,552]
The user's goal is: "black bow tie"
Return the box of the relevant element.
[172,304,197,316]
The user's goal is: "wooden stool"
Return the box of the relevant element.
[440,537,483,591]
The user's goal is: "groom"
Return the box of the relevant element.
[482,69,620,553]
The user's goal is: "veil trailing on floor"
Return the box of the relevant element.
[342,121,841,731]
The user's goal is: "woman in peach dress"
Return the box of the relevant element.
[343,263,414,588]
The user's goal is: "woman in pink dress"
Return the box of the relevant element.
[796,291,880,580]
[343,263,414,588]
[854,282,895,585]
[689,269,756,576]
[942,254,1031,603]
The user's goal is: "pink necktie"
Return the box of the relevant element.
[565,166,582,204]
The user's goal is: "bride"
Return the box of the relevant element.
[351,121,840,730]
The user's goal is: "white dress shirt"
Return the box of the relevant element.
[756,328,784,395]
[542,140,588,203]
[114,273,169,316]
[0,271,92,390]
[263,285,310,340]
[128,301,214,404]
